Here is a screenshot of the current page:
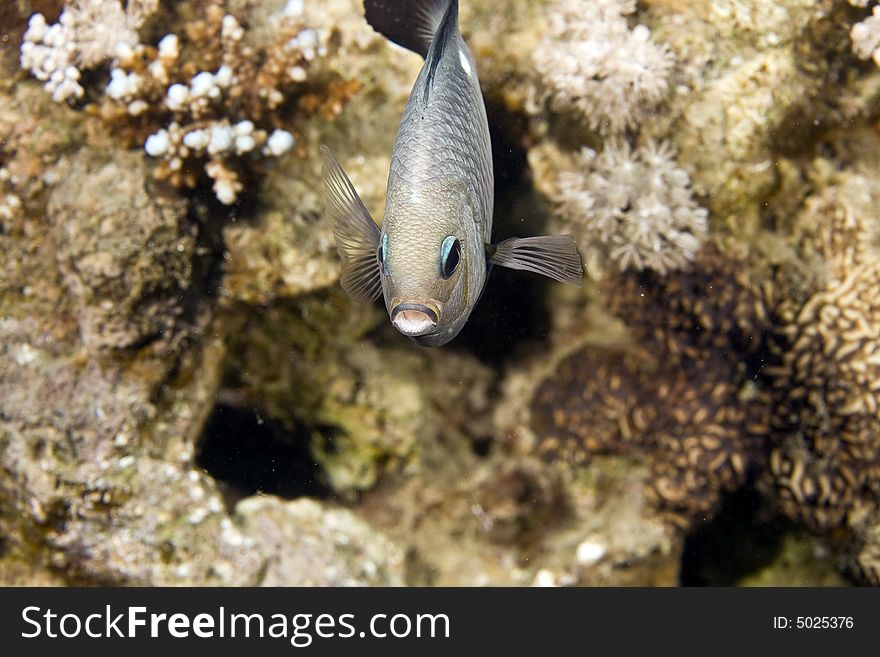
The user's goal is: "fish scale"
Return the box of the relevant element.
[390,58,493,240]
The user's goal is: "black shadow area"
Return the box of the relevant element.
[680,489,791,586]
[451,103,552,365]
[195,403,331,505]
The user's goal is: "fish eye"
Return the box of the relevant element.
[378,234,389,275]
[440,236,461,279]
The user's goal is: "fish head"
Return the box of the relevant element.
[379,183,487,346]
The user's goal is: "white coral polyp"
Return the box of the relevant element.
[157,34,180,61]
[558,141,707,275]
[265,129,295,156]
[208,124,235,155]
[214,65,234,88]
[190,71,216,98]
[852,6,880,66]
[183,129,211,151]
[214,181,238,205]
[106,68,142,100]
[206,160,242,205]
[165,83,190,111]
[144,130,172,157]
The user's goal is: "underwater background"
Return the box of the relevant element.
[1,0,879,586]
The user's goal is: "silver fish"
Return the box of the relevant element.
[322,0,583,347]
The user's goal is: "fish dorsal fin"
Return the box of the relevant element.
[423,0,458,99]
[320,145,383,302]
[488,236,585,286]
[364,0,455,60]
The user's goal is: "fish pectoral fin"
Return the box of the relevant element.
[364,0,454,60]
[488,236,584,286]
[321,145,383,302]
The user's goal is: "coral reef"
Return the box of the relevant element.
[20,0,358,204]
[768,263,880,530]
[602,245,772,361]
[0,312,257,585]
[235,497,405,586]
[104,4,329,204]
[6,0,880,589]
[641,0,861,226]
[220,296,495,494]
[20,0,158,102]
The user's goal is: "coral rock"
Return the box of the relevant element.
[49,149,195,351]
[235,496,405,586]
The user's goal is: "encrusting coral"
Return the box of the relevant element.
[532,245,773,529]
[532,0,674,135]
[533,157,880,571]
[552,140,708,275]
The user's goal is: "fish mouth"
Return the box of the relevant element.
[391,302,439,337]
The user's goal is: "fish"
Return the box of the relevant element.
[322,0,583,347]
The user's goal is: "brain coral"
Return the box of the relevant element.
[532,246,772,528]
[766,189,880,531]
[602,243,771,360]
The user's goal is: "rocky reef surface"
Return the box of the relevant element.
[2,0,880,586]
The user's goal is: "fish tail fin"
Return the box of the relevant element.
[364,0,456,59]
[488,236,585,286]
[320,145,383,302]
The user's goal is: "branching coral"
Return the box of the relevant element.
[554,140,708,275]
[97,3,335,204]
[532,246,772,529]
[532,0,674,135]
[20,1,357,204]
[20,0,158,102]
